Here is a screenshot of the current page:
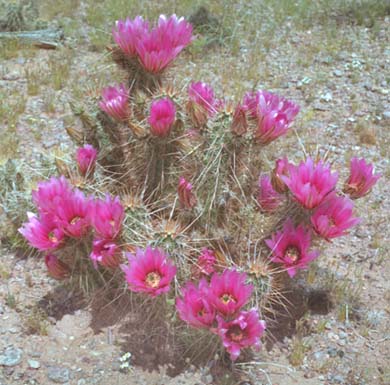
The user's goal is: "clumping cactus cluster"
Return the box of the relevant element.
[19,14,381,364]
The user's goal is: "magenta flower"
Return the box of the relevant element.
[32,176,73,215]
[45,254,70,280]
[176,279,215,328]
[121,246,177,297]
[178,177,196,209]
[99,84,130,121]
[188,82,216,116]
[195,248,216,276]
[243,90,300,144]
[54,189,91,238]
[265,219,319,277]
[134,14,193,73]
[19,213,64,251]
[149,97,176,137]
[76,144,97,177]
[88,194,124,240]
[343,157,381,199]
[281,157,338,209]
[90,239,122,269]
[208,269,253,316]
[217,309,266,361]
[113,16,149,56]
[311,194,361,240]
[231,103,248,136]
[257,175,283,213]
[271,157,291,193]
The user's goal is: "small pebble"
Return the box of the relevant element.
[0,347,23,367]
[47,366,70,383]
[28,360,40,369]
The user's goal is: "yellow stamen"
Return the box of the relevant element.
[220,293,236,304]
[285,246,300,262]
[145,272,161,288]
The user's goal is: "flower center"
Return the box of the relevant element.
[285,246,300,262]
[70,216,81,225]
[145,272,161,288]
[220,293,236,304]
[48,231,58,243]
[227,325,245,342]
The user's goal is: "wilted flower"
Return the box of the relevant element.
[76,144,97,177]
[99,84,130,121]
[90,239,122,268]
[121,246,177,296]
[178,177,196,209]
[343,157,381,199]
[208,269,253,316]
[195,248,216,276]
[112,16,149,56]
[271,157,291,193]
[187,81,216,123]
[217,309,266,361]
[281,157,338,209]
[149,97,176,137]
[45,254,70,280]
[89,194,124,239]
[32,176,73,215]
[19,213,64,251]
[176,279,215,328]
[231,103,248,136]
[257,175,283,213]
[265,219,319,277]
[54,189,91,238]
[243,90,300,144]
[311,194,361,240]
[134,14,193,73]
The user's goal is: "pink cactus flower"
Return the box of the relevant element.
[217,309,266,361]
[188,82,216,116]
[90,239,122,269]
[76,144,97,177]
[176,279,215,328]
[121,246,177,297]
[88,194,124,240]
[112,16,149,56]
[343,157,381,199]
[149,97,176,137]
[195,248,216,276]
[265,219,319,277]
[281,157,338,209]
[178,177,196,209]
[311,194,361,240]
[231,103,248,136]
[257,175,283,213]
[134,14,193,73]
[45,254,70,280]
[99,84,130,121]
[271,156,291,193]
[54,189,91,238]
[208,269,253,316]
[243,90,300,144]
[19,213,64,251]
[32,176,73,215]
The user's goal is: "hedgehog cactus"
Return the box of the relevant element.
[18,14,381,366]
